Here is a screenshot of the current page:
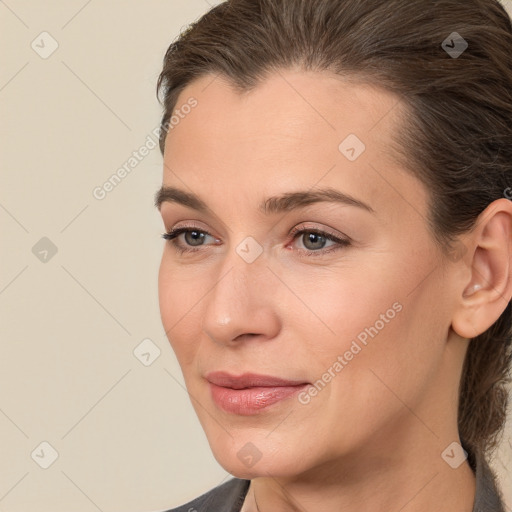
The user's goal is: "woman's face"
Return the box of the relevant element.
[157,70,462,479]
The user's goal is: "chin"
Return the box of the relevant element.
[208,434,310,480]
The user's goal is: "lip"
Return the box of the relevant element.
[205,371,309,415]
[206,371,308,388]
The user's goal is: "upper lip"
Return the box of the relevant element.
[205,371,309,389]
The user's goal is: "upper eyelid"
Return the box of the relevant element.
[166,222,343,235]
[166,225,217,239]
[165,224,348,244]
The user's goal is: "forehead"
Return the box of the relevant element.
[161,69,426,225]
[167,69,402,146]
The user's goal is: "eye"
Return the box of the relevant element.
[161,225,218,254]
[288,224,351,257]
[161,224,351,257]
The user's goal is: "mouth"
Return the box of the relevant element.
[205,371,310,415]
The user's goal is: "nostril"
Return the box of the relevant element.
[234,333,258,342]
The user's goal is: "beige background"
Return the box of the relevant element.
[0,1,510,510]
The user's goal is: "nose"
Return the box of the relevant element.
[201,248,281,346]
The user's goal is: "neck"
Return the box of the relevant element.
[241,331,476,512]
[241,427,476,512]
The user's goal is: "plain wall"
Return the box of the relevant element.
[0,1,510,510]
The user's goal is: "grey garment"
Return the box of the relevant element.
[165,478,249,512]
[470,449,506,512]
[165,450,506,512]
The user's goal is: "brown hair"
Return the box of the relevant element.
[156,0,512,459]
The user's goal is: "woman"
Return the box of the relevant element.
[154,0,512,510]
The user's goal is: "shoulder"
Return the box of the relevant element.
[469,446,506,512]
[162,478,250,512]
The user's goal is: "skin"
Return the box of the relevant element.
[156,69,512,512]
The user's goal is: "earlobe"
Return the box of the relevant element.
[451,199,512,340]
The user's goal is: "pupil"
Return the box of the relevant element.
[305,232,325,250]
[186,230,204,246]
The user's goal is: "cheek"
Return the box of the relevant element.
[291,265,403,353]
[158,257,202,368]
[311,266,448,431]
[297,248,443,391]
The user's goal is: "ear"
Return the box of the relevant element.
[451,198,512,339]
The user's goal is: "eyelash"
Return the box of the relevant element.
[161,224,351,257]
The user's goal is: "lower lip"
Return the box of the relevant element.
[208,382,308,415]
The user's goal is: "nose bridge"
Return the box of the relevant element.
[217,230,269,298]
[201,241,275,343]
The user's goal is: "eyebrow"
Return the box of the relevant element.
[154,185,375,215]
